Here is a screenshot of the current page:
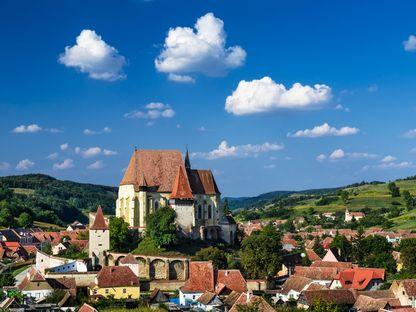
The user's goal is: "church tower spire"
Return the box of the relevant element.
[185,146,191,170]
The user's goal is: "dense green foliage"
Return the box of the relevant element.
[193,246,228,269]
[399,238,416,274]
[240,225,282,279]
[330,234,352,261]
[146,207,177,248]
[359,235,396,273]
[109,217,136,252]
[0,273,16,288]
[0,174,117,226]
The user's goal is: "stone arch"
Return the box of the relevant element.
[135,257,147,279]
[150,259,166,280]
[115,256,125,265]
[169,260,185,280]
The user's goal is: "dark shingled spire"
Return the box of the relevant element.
[185,146,191,170]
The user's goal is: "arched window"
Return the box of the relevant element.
[198,205,202,219]
[154,201,159,211]
[208,205,212,219]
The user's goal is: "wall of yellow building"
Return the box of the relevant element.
[90,286,140,300]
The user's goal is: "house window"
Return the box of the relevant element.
[208,205,212,219]
[198,205,202,219]
[123,289,126,293]
[105,289,109,294]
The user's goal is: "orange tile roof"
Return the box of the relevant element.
[95,266,139,288]
[229,293,275,312]
[216,270,247,294]
[90,206,108,230]
[181,261,215,293]
[170,165,194,200]
[335,268,385,290]
[78,303,98,312]
[294,266,339,281]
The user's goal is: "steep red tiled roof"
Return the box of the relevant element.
[300,289,356,306]
[197,291,217,305]
[311,261,353,269]
[90,206,108,230]
[119,253,138,264]
[306,249,322,262]
[181,261,215,292]
[281,275,312,294]
[229,293,275,312]
[188,169,220,195]
[335,268,385,290]
[294,266,339,281]
[216,270,247,294]
[400,279,416,296]
[78,303,98,312]
[120,149,184,192]
[95,266,139,288]
[170,165,194,200]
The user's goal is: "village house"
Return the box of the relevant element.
[229,292,275,312]
[272,275,316,303]
[116,149,237,244]
[345,207,365,222]
[330,268,385,290]
[66,221,86,231]
[89,266,140,300]
[18,267,54,302]
[297,289,356,309]
[390,279,416,308]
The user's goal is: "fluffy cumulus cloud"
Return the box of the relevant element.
[317,149,378,162]
[47,152,59,160]
[12,124,42,133]
[124,102,175,120]
[87,160,104,170]
[381,155,397,163]
[60,143,69,151]
[225,77,332,115]
[59,29,126,81]
[404,35,416,52]
[192,140,284,160]
[155,13,246,81]
[75,146,117,158]
[288,123,359,138]
[53,159,74,170]
[0,162,10,170]
[83,127,112,135]
[377,161,414,169]
[16,159,34,170]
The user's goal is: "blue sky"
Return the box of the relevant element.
[2,0,416,196]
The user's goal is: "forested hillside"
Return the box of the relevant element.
[0,174,117,228]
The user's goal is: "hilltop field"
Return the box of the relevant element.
[229,176,416,230]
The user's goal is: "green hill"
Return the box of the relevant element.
[232,177,416,230]
[0,174,117,228]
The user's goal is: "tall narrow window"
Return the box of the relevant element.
[198,205,202,219]
[155,201,159,211]
[208,205,212,219]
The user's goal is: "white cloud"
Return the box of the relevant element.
[87,160,104,170]
[329,149,345,160]
[403,129,416,138]
[60,143,69,151]
[320,149,378,161]
[53,158,74,170]
[47,152,59,160]
[16,159,34,170]
[404,35,416,52]
[168,74,195,83]
[368,84,378,92]
[225,77,332,115]
[75,146,117,158]
[316,154,327,162]
[192,140,284,160]
[264,164,276,169]
[124,102,175,120]
[377,161,414,169]
[155,12,246,80]
[288,123,359,138]
[381,155,397,163]
[59,29,126,81]
[0,162,10,170]
[12,124,42,133]
[83,127,112,135]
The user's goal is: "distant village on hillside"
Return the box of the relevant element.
[1,149,416,312]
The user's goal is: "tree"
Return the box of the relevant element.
[17,212,33,228]
[340,190,349,204]
[308,299,341,312]
[109,217,135,252]
[360,235,396,273]
[388,182,400,198]
[0,273,15,288]
[146,207,177,248]
[352,227,365,265]
[313,236,325,258]
[0,207,14,227]
[193,247,228,269]
[400,238,416,274]
[240,225,282,279]
[330,234,352,262]
[402,190,416,211]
